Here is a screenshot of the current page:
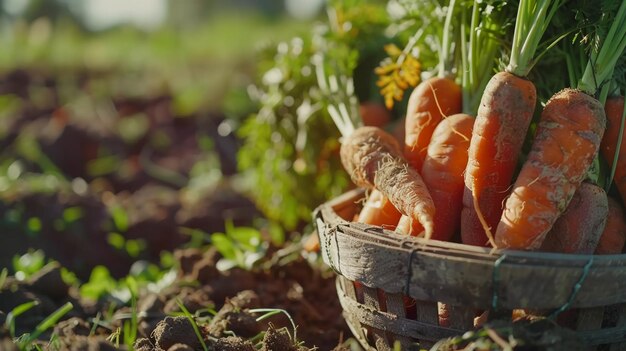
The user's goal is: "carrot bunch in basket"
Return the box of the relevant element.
[318,0,626,257]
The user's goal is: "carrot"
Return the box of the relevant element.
[395,213,424,236]
[404,76,462,171]
[460,0,564,247]
[600,96,626,202]
[396,76,462,237]
[419,113,474,241]
[359,102,392,129]
[595,196,626,254]
[356,189,402,229]
[402,0,463,173]
[396,113,474,241]
[495,89,606,249]
[340,126,436,238]
[539,182,609,254]
[461,71,536,246]
[496,0,626,250]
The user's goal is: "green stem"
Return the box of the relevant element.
[468,0,480,92]
[578,1,626,95]
[608,91,626,191]
[461,6,470,114]
[463,0,506,115]
[439,0,457,78]
[507,0,563,77]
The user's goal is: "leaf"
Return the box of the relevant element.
[228,227,262,252]
[211,233,237,261]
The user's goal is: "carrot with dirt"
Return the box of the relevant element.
[539,182,609,254]
[340,125,436,238]
[414,0,509,241]
[461,0,562,247]
[495,1,626,250]
[495,89,606,249]
[354,102,402,230]
[595,196,626,254]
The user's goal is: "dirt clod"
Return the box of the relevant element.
[262,324,299,351]
[167,343,195,351]
[213,336,256,351]
[190,249,220,284]
[208,290,261,338]
[54,317,91,338]
[174,248,204,277]
[152,316,203,351]
[134,337,154,351]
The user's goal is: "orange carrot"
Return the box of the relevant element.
[394,214,424,236]
[404,76,462,171]
[359,102,392,128]
[461,0,565,248]
[600,96,626,202]
[420,113,474,241]
[356,189,402,229]
[340,126,436,238]
[461,71,536,247]
[595,196,626,254]
[539,182,609,254]
[495,89,606,249]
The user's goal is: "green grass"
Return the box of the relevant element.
[176,299,209,351]
[9,301,73,350]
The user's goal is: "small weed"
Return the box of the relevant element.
[211,221,268,271]
[12,302,73,350]
[106,327,121,348]
[0,267,8,288]
[176,299,209,351]
[6,301,39,339]
[249,308,298,344]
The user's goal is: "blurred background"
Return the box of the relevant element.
[0,0,411,283]
[0,0,334,278]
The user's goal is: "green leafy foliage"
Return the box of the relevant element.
[238,0,393,230]
[238,36,350,230]
[211,221,268,271]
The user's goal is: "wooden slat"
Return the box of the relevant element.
[385,293,416,349]
[445,303,476,331]
[362,286,392,350]
[336,279,463,342]
[337,277,376,351]
[610,304,626,351]
[577,307,605,351]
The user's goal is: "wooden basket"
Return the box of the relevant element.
[313,189,626,351]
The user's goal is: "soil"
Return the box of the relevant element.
[0,246,349,350]
[0,69,352,350]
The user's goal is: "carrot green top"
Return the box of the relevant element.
[577,1,626,100]
[461,0,511,115]
[506,0,564,77]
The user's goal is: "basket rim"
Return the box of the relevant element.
[318,188,626,262]
[314,189,626,309]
